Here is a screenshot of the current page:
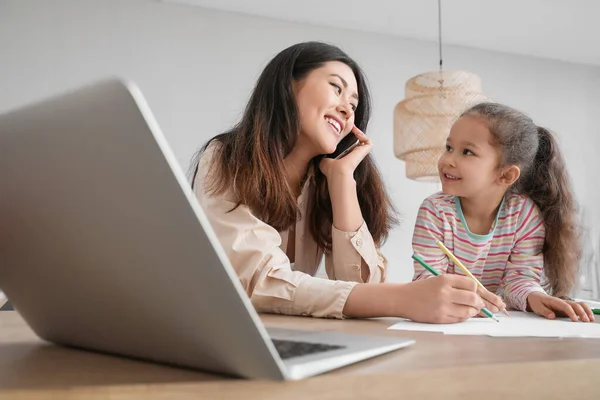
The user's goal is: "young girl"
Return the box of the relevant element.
[192,41,487,323]
[412,102,595,322]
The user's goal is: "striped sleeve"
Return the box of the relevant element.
[412,199,448,280]
[498,200,546,311]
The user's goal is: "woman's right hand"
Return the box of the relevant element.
[399,275,485,324]
[476,286,506,315]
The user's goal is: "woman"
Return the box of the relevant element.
[191,41,484,323]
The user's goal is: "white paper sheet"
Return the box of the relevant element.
[387,311,600,338]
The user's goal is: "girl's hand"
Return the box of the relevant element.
[527,292,595,322]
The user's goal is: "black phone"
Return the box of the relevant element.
[326,133,360,159]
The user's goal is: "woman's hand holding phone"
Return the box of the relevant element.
[319,125,372,180]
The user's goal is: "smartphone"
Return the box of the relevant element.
[326,133,360,159]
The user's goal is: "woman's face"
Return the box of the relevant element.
[293,61,359,157]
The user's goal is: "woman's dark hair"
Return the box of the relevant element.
[190,41,397,250]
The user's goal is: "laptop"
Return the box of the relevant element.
[0,78,414,380]
[0,292,7,310]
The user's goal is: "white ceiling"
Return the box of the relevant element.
[161,0,600,66]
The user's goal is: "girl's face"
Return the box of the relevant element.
[293,61,358,157]
[438,116,503,198]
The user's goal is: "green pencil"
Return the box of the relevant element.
[592,308,600,315]
[412,253,500,322]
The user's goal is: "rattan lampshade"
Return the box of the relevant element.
[393,70,488,181]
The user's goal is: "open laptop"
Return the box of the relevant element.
[0,78,414,380]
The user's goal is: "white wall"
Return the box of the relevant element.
[2,0,599,284]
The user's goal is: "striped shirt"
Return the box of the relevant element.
[412,192,547,311]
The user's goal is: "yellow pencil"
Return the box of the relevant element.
[436,240,511,318]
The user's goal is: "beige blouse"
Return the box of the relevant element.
[194,145,387,319]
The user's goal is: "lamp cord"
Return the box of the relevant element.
[438,0,443,71]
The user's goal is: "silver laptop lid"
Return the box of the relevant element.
[0,78,287,379]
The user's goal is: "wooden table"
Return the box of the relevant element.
[1,310,599,399]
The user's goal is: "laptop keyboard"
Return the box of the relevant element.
[271,339,346,360]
